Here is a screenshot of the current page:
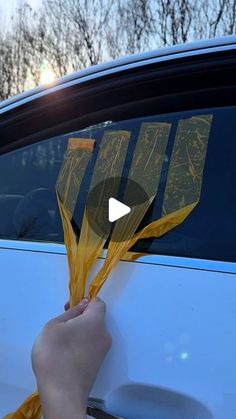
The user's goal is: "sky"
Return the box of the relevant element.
[0,0,41,18]
[0,0,41,30]
[0,0,41,10]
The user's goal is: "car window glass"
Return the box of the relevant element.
[0,106,235,263]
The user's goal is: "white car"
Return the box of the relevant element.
[0,36,236,419]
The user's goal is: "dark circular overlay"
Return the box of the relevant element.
[86,177,148,241]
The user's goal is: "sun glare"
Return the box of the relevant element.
[40,68,56,85]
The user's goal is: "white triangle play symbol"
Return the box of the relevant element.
[108,197,131,222]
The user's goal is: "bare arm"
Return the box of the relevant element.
[31,298,112,419]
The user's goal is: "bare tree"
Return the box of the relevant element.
[106,0,154,57]
[0,0,236,101]
[35,0,113,73]
[0,2,36,100]
[197,0,228,38]
[154,0,192,46]
[220,0,236,35]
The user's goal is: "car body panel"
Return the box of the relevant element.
[0,240,236,418]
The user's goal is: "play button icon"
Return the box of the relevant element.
[85,177,148,241]
[108,198,131,222]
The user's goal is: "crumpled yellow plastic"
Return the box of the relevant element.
[5,114,212,418]
[68,130,131,305]
[3,392,42,419]
[88,202,196,298]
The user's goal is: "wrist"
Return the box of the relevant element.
[37,381,87,419]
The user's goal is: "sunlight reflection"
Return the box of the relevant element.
[180,351,189,360]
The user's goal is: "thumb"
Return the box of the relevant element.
[82,297,106,318]
[54,298,89,323]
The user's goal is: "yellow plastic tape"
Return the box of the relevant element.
[56,137,95,219]
[4,392,41,419]
[68,130,131,306]
[89,203,196,298]
[162,115,212,215]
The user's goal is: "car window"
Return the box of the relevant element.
[0,136,66,242]
[0,106,235,263]
[135,106,236,263]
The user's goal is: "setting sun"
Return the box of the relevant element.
[40,68,56,85]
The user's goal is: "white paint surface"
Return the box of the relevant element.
[0,242,236,418]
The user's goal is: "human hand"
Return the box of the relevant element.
[31,297,112,419]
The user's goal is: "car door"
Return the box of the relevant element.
[0,43,236,419]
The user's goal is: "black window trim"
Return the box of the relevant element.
[1,50,236,155]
